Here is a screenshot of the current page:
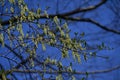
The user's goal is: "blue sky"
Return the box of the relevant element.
[0,0,120,80]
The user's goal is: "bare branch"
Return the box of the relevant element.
[7,65,120,75]
[57,16,120,34]
[4,44,23,60]
[59,0,107,16]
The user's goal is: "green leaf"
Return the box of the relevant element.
[42,42,46,51]
[5,8,8,12]
[57,62,63,69]
[72,76,76,80]
[17,24,24,37]
[44,11,49,18]
[67,66,72,72]
[60,31,64,37]
[62,49,68,58]
[76,54,81,63]
[0,33,4,47]
[63,22,68,29]
[48,31,55,39]
[54,16,59,25]
[0,70,7,80]
[56,74,63,80]
[45,57,50,64]
[9,0,15,3]
[10,7,14,13]
[30,58,34,67]
[37,8,41,14]
[43,27,47,35]
[72,51,81,63]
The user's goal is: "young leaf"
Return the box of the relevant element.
[56,74,63,80]
[44,11,49,18]
[54,16,59,25]
[72,76,76,80]
[10,7,14,13]
[42,42,46,51]
[0,33,4,47]
[37,8,41,14]
[9,0,15,3]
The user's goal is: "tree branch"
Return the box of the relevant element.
[4,44,23,60]
[41,15,120,34]
[57,16,120,34]
[7,65,120,75]
[1,0,119,35]
[59,0,107,16]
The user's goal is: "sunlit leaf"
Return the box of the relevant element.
[72,76,76,80]
[67,66,72,72]
[0,33,4,47]
[9,0,15,3]
[54,16,59,25]
[42,42,46,51]
[37,8,41,14]
[44,10,49,18]
[62,49,68,58]
[10,7,14,13]
[56,74,63,80]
